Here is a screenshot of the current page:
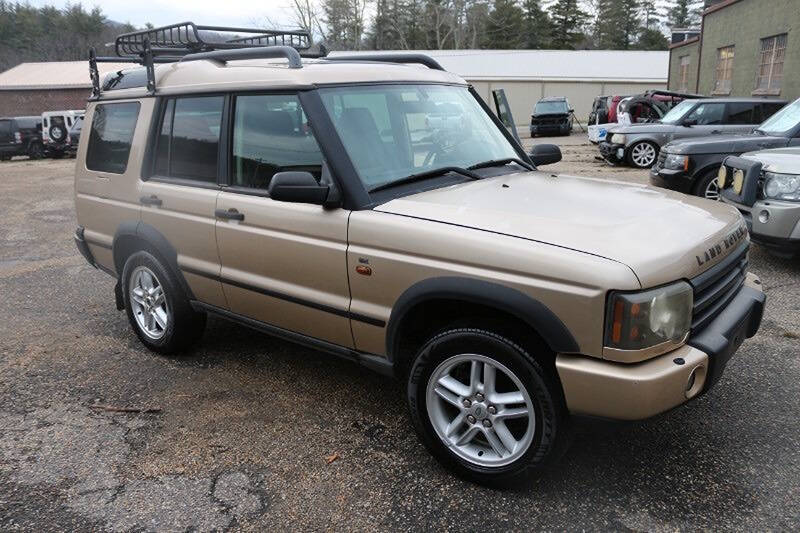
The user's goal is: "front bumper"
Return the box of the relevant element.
[531,123,569,134]
[726,199,800,254]
[556,274,765,420]
[650,167,694,194]
[598,142,625,163]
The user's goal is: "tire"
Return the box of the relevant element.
[694,169,721,201]
[406,328,570,488]
[626,140,659,168]
[49,124,66,143]
[121,250,206,354]
[28,143,43,160]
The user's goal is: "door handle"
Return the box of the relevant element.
[215,208,244,221]
[140,195,162,206]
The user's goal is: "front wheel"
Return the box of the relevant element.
[694,170,721,201]
[406,328,569,487]
[626,141,659,168]
[122,251,206,354]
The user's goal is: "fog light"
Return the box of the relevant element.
[758,210,770,224]
[685,366,706,399]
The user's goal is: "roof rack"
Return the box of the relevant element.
[88,21,317,98]
[325,53,444,71]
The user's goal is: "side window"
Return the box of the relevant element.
[725,102,754,124]
[757,103,785,123]
[154,96,223,183]
[86,102,140,174]
[685,103,726,125]
[231,94,322,190]
[0,120,10,138]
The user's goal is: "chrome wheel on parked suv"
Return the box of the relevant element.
[627,141,658,169]
[129,266,169,340]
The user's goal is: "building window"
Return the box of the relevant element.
[678,55,690,92]
[755,33,787,94]
[713,46,735,94]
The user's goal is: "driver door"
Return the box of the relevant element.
[214,93,353,348]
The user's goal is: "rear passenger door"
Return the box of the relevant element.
[139,96,226,309]
[214,93,353,348]
[723,102,761,133]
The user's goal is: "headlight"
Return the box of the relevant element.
[762,172,800,201]
[663,153,689,170]
[610,133,626,144]
[604,281,693,354]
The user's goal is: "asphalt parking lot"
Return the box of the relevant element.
[1,138,798,531]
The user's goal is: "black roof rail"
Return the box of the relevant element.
[325,53,445,71]
[180,46,303,68]
[88,21,317,99]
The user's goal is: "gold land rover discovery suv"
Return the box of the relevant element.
[73,23,766,487]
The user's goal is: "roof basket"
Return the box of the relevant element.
[88,21,318,99]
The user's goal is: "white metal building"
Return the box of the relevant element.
[0,50,668,125]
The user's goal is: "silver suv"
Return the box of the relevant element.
[600,98,786,168]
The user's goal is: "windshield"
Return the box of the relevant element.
[534,101,568,114]
[318,84,519,191]
[660,100,696,124]
[758,98,800,135]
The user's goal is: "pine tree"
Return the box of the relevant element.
[485,0,525,49]
[548,0,590,50]
[521,0,552,49]
[665,0,703,29]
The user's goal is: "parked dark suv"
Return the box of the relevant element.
[530,97,573,137]
[0,116,44,160]
[651,98,799,200]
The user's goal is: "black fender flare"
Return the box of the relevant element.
[112,221,195,300]
[386,277,580,360]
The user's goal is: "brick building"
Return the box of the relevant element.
[0,61,128,116]
[668,0,798,100]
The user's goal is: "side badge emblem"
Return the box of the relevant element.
[355,265,372,276]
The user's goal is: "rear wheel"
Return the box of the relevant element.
[122,251,206,354]
[28,143,43,159]
[407,328,569,487]
[626,141,658,168]
[694,170,721,201]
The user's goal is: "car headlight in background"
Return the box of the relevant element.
[663,153,689,171]
[604,281,693,355]
[762,172,800,201]
[610,133,626,144]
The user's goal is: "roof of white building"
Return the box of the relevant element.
[0,49,668,90]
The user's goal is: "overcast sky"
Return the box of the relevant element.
[25,0,293,28]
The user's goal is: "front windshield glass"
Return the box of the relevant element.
[318,84,519,191]
[660,100,696,124]
[758,98,800,135]
[535,101,568,114]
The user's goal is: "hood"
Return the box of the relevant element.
[532,112,569,118]
[610,122,674,134]
[375,172,747,287]
[664,132,787,155]
[742,147,800,174]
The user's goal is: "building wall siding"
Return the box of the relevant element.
[0,88,90,116]
[668,40,700,93]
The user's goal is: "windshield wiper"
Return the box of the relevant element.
[369,166,481,193]
[467,157,534,171]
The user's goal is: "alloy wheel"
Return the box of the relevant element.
[129,266,169,339]
[426,353,536,468]
[631,142,657,168]
[704,179,721,201]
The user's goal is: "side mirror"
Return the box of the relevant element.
[569,108,575,113]
[268,171,329,205]
[529,144,562,166]
[682,119,697,127]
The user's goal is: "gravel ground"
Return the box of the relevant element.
[0,140,798,532]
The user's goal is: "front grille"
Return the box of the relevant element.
[689,242,749,332]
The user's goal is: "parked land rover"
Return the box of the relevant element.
[42,110,84,157]
[720,148,800,257]
[74,23,766,487]
[651,97,800,200]
[600,98,786,169]
[529,96,573,137]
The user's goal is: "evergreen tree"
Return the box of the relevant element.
[548,0,590,49]
[665,0,703,28]
[485,0,525,49]
[521,0,552,49]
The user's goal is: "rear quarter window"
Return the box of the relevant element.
[86,102,140,174]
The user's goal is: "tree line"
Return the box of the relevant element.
[0,0,706,72]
